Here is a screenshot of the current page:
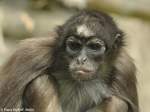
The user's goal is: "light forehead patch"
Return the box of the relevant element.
[77,25,94,37]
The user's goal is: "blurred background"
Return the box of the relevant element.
[0,0,149,111]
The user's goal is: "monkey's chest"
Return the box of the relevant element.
[58,80,109,112]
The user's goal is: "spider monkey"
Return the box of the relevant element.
[0,10,138,112]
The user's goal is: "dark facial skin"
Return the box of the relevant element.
[66,35,106,81]
[56,10,124,83]
[50,34,111,112]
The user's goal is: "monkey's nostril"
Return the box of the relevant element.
[83,57,87,62]
[77,57,87,64]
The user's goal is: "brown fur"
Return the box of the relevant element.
[0,34,138,112]
[0,10,139,112]
[0,32,58,109]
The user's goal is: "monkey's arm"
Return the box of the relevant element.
[86,96,128,112]
[0,33,58,108]
[87,50,138,112]
[23,75,62,112]
[111,50,139,112]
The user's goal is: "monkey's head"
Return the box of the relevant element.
[57,10,124,81]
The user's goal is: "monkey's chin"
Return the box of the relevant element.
[72,70,95,81]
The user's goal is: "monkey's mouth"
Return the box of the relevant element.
[71,68,95,80]
[75,69,92,75]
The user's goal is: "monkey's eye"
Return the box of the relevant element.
[87,43,103,51]
[67,41,82,51]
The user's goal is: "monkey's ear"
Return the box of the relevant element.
[56,26,63,35]
[55,26,66,48]
[113,32,124,49]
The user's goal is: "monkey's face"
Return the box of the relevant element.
[65,35,106,81]
[59,12,123,81]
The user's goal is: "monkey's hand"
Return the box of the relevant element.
[104,96,128,112]
[86,96,128,112]
[23,75,63,112]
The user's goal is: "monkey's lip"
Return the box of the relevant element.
[71,68,95,80]
[75,69,93,75]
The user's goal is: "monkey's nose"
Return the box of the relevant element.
[77,57,87,64]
